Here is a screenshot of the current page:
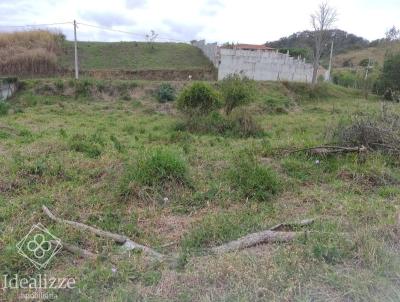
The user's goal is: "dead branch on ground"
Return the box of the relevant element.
[288,145,367,156]
[210,218,314,254]
[43,206,164,260]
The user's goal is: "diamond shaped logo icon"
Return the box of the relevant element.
[16,223,62,270]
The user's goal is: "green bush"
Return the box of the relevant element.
[120,148,190,196]
[0,102,10,116]
[377,52,400,94]
[177,82,220,116]
[156,83,176,103]
[227,152,280,202]
[220,74,256,114]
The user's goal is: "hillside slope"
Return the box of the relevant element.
[60,41,213,71]
[333,41,400,68]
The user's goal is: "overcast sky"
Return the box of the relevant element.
[0,0,398,44]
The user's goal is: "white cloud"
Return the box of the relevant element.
[0,0,398,43]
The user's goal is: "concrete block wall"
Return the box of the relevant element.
[218,48,313,83]
[192,40,314,83]
[191,40,219,68]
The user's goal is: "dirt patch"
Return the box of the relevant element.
[61,68,217,81]
[138,212,193,244]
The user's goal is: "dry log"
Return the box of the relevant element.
[210,218,314,254]
[269,218,315,231]
[210,230,301,254]
[288,145,367,156]
[43,206,127,243]
[43,205,164,260]
[51,240,97,259]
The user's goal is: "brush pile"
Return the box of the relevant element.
[336,103,400,155]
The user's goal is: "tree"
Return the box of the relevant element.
[385,26,400,42]
[310,2,337,85]
[145,30,158,51]
[381,53,400,91]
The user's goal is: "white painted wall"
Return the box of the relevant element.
[192,41,314,83]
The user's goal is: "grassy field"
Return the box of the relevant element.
[1,80,400,301]
[60,41,212,71]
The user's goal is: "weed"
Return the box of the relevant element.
[0,102,10,116]
[110,135,125,153]
[69,134,102,158]
[120,148,190,196]
[181,206,271,252]
[227,152,280,202]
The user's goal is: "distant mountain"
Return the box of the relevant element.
[266,30,370,63]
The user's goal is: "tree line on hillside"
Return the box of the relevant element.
[267,29,369,62]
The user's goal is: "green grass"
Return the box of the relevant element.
[60,41,212,71]
[1,79,400,301]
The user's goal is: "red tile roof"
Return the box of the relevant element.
[233,44,275,51]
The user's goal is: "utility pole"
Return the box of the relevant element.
[73,20,79,80]
[364,58,371,81]
[364,58,372,99]
[327,32,336,82]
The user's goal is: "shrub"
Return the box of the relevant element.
[220,74,256,115]
[182,110,263,138]
[0,102,10,116]
[120,148,190,196]
[74,79,93,98]
[156,83,176,103]
[177,82,220,116]
[228,109,263,137]
[227,152,280,202]
[359,58,370,67]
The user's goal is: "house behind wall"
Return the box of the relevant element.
[192,40,315,83]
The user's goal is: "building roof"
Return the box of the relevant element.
[233,44,275,51]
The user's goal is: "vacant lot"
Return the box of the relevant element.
[1,80,400,301]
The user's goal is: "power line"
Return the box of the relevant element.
[77,22,147,38]
[77,21,188,43]
[0,22,72,28]
[0,20,190,43]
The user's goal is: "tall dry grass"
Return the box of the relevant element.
[0,30,64,75]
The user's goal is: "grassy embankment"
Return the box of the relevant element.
[0,30,213,79]
[0,80,400,301]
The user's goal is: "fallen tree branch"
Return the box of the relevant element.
[43,206,128,243]
[287,145,367,156]
[51,240,97,259]
[210,218,314,254]
[269,218,315,231]
[43,206,164,260]
[210,230,301,254]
